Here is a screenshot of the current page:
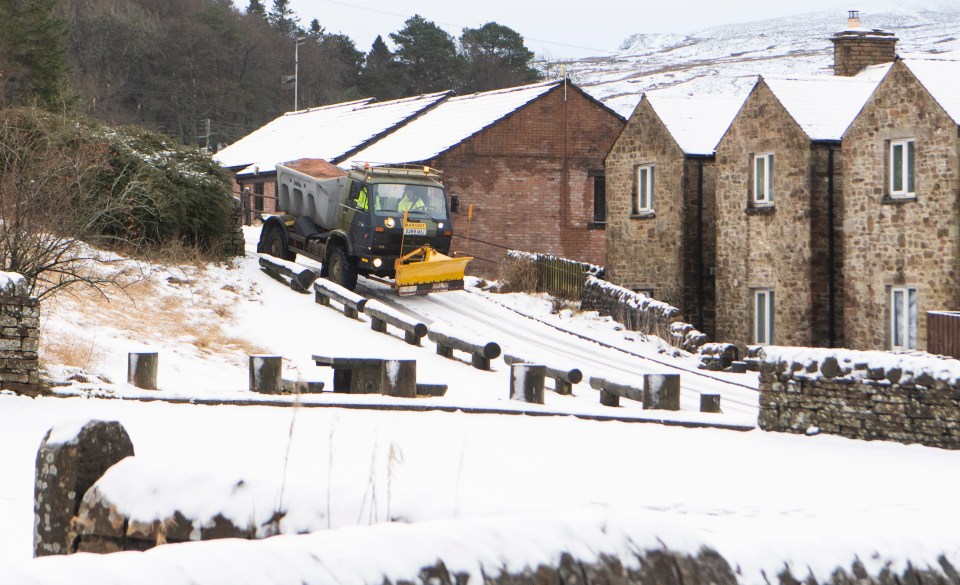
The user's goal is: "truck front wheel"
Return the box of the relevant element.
[327,246,358,291]
[261,224,296,261]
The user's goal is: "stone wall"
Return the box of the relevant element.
[757,346,960,449]
[841,60,960,351]
[222,196,247,257]
[436,85,624,278]
[603,98,717,337]
[0,273,40,395]
[714,81,831,348]
[582,276,707,352]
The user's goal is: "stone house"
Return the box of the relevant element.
[713,70,886,348]
[603,93,745,338]
[840,58,960,351]
[216,81,624,276]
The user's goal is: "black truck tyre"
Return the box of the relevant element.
[327,246,358,291]
[261,223,296,261]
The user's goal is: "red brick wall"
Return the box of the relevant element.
[428,85,624,278]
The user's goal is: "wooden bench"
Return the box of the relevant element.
[589,374,681,410]
[312,355,416,398]
[427,327,501,371]
[362,299,428,346]
[313,279,367,318]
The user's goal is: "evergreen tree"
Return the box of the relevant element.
[307,18,324,40]
[267,0,298,35]
[460,22,541,93]
[246,0,266,18]
[389,14,465,95]
[2,0,71,109]
[359,35,405,101]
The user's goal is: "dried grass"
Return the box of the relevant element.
[497,256,538,293]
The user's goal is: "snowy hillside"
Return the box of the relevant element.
[569,0,960,116]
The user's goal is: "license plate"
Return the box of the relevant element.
[404,222,427,235]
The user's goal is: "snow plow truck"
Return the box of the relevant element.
[257,159,472,295]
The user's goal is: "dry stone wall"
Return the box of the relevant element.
[757,347,960,449]
[0,272,40,394]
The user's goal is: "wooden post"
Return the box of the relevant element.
[700,394,722,413]
[643,374,681,410]
[381,359,416,398]
[249,355,282,394]
[370,316,388,333]
[127,352,158,390]
[510,363,545,404]
[599,389,620,407]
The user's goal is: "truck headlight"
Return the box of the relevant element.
[384,217,395,228]
[373,258,383,268]
[438,222,444,229]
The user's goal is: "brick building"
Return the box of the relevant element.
[603,94,745,338]
[840,58,960,351]
[215,81,624,276]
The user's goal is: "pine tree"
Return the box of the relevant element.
[389,15,465,95]
[268,0,299,35]
[3,0,71,109]
[358,35,404,101]
[460,22,541,93]
[246,0,266,19]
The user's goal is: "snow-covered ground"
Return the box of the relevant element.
[2,227,960,584]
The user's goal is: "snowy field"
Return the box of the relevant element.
[1,227,960,583]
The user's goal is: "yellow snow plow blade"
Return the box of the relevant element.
[393,245,472,295]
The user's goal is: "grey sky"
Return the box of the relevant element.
[285,0,892,58]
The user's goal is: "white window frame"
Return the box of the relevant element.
[635,164,654,213]
[889,139,916,198]
[754,289,775,345]
[753,153,774,206]
[890,286,918,351]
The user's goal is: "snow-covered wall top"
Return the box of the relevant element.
[755,345,960,386]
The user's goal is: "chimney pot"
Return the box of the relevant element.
[847,9,861,29]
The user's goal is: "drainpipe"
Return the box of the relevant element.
[696,158,705,332]
[827,145,836,348]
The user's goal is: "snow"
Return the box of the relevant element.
[901,57,960,125]
[340,82,559,166]
[1,230,960,583]
[0,271,27,297]
[213,93,449,172]
[644,91,748,155]
[763,66,889,141]
[759,345,960,385]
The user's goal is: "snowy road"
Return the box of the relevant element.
[357,279,759,421]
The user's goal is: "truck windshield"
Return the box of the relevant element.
[371,183,448,219]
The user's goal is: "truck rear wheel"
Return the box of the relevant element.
[327,246,358,291]
[261,224,296,262]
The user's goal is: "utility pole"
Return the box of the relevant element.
[295,37,306,111]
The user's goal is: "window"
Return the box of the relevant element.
[889,139,916,198]
[890,286,918,350]
[753,153,774,205]
[590,171,606,225]
[635,164,654,213]
[253,182,264,212]
[754,289,775,345]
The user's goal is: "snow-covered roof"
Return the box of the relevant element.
[213,93,449,173]
[901,57,960,126]
[340,81,560,166]
[644,92,749,155]
[762,65,889,141]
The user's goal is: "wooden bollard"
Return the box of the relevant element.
[249,355,282,394]
[127,352,158,390]
[700,394,722,413]
[642,374,681,410]
[510,363,545,404]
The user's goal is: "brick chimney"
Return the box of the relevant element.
[830,10,898,76]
